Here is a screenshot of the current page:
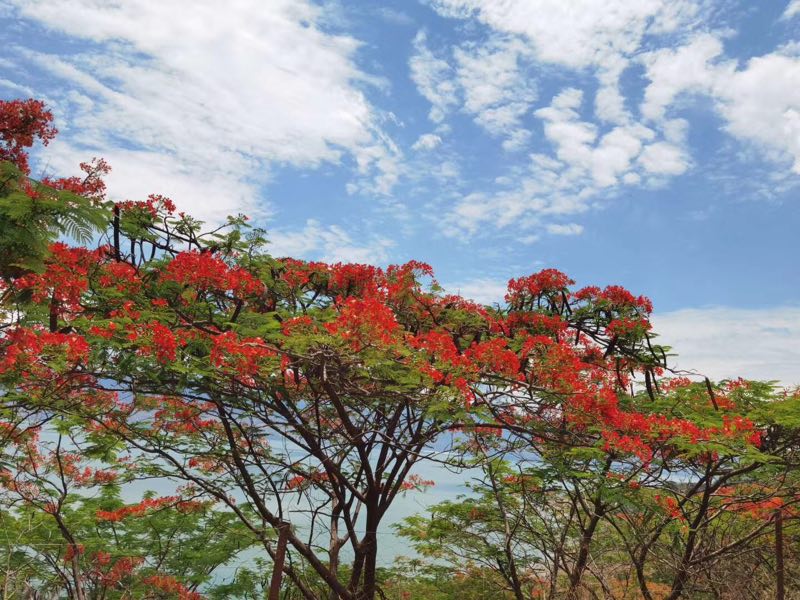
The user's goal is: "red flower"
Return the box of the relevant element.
[210,331,275,376]
[0,98,57,173]
[325,296,400,350]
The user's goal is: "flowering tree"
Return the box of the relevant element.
[399,377,800,599]
[1,97,798,600]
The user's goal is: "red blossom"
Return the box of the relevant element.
[210,331,275,376]
[15,243,103,314]
[506,269,574,305]
[143,574,203,600]
[42,158,111,201]
[116,193,176,217]
[95,496,179,522]
[0,98,57,173]
[163,251,262,297]
[325,296,400,350]
[400,474,435,491]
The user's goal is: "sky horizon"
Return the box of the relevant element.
[1,0,798,385]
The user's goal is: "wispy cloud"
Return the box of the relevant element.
[410,32,536,148]
[782,0,800,20]
[268,219,394,264]
[6,0,401,222]
[653,306,800,386]
[412,0,800,240]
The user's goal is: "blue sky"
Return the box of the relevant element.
[1,0,799,384]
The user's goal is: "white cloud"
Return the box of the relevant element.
[409,31,459,123]
[640,34,724,121]
[546,223,584,236]
[783,0,800,20]
[41,140,263,225]
[714,53,800,173]
[428,0,698,69]
[653,306,800,386]
[421,0,800,242]
[8,0,401,220]
[638,141,690,175]
[437,104,680,237]
[441,184,547,237]
[427,0,695,129]
[452,37,536,140]
[414,2,708,239]
[412,133,443,151]
[534,89,665,188]
[641,34,800,173]
[268,219,394,264]
[410,33,537,148]
[444,277,508,305]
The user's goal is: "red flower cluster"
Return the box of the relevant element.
[279,258,326,288]
[602,430,654,463]
[328,262,383,296]
[506,269,575,305]
[466,338,521,378]
[97,261,139,292]
[163,251,263,297]
[153,397,218,434]
[116,193,176,217]
[149,322,180,364]
[325,296,400,350]
[654,495,683,520]
[210,331,275,376]
[400,474,435,491]
[126,321,189,365]
[91,554,143,587]
[16,243,103,313]
[573,284,653,314]
[287,475,306,490]
[42,158,111,201]
[606,317,652,337]
[0,327,89,375]
[96,496,179,522]
[55,453,118,487]
[143,574,203,600]
[0,98,57,173]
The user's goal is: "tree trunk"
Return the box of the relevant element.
[566,511,601,600]
[268,524,289,600]
[776,509,784,600]
[328,506,344,600]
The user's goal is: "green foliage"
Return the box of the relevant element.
[0,160,108,279]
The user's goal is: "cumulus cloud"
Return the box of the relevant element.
[414,0,707,239]
[439,86,690,239]
[412,133,443,151]
[418,0,800,240]
[637,142,690,175]
[533,88,669,187]
[428,0,698,69]
[6,0,401,221]
[641,33,800,173]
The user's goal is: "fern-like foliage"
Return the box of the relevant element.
[0,160,110,279]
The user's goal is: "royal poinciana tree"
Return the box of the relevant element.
[1,98,799,600]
